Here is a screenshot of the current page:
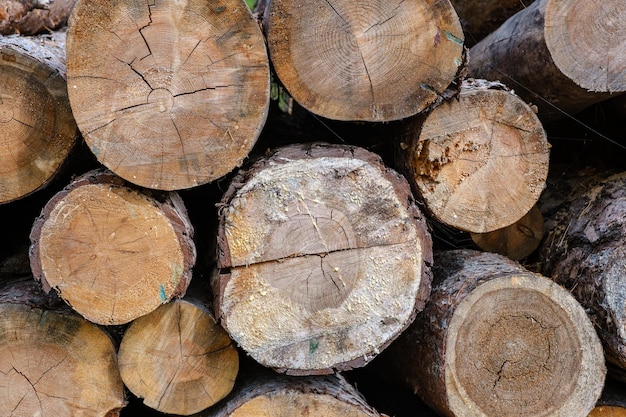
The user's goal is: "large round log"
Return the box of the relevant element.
[263,0,464,121]
[214,142,433,375]
[539,170,626,372]
[0,30,78,204]
[29,169,196,325]
[398,79,550,233]
[118,298,239,415]
[66,0,270,190]
[0,278,126,416]
[468,0,625,120]
[385,249,605,417]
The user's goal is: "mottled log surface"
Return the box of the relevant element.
[0,278,126,416]
[0,30,78,204]
[539,170,626,371]
[29,169,196,325]
[263,0,464,121]
[214,142,432,375]
[398,79,549,233]
[468,0,624,120]
[198,369,387,417]
[118,298,238,415]
[385,250,605,417]
[0,0,76,34]
[66,0,270,190]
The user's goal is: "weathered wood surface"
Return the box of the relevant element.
[398,79,549,233]
[468,0,625,120]
[263,0,464,121]
[385,249,605,417]
[118,298,239,415]
[0,0,76,34]
[539,170,626,372]
[0,278,126,416]
[197,369,388,417]
[214,142,432,375]
[0,30,78,204]
[66,0,270,190]
[29,169,196,325]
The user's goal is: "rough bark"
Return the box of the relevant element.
[0,0,76,34]
[197,369,387,417]
[66,0,270,190]
[468,0,625,120]
[448,0,526,46]
[263,0,464,121]
[29,169,196,325]
[398,79,550,233]
[538,170,626,372]
[470,205,544,260]
[385,249,605,417]
[0,30,78,204]
[213,142,433,375]
[118,298,238,415]
[0,278,126,416]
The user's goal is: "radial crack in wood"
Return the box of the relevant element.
[66,0,270,190]
[214,143,433,374]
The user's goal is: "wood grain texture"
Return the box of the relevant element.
[29,169,196,325]
[66,0,270,190]
[264,0,464,121]
[0,30,78,204]
[214,143,432,374]
[385,250,605,417]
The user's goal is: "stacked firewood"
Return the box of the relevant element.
[1,0,625,416]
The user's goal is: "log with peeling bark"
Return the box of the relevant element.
[0,0,77,34]
[197,369,387,417]
[0,30,78,204]
[213,142,433,375]
[65,0,270,191]
[448,0,525,46]
[261,0,464,121]
[118,297,239,415]
[468,0,626,120]
[470,205,544,260]
[398,79,550,233]
[539,170,626,373]
[29,169,196,325]
[0,278,126,416]
[384,249,605,417]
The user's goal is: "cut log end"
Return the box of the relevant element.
[403,81,550,233]
[29,170,196,325]
[545,0,626,93]
[66,0,270,190]
[215,143,432,374]
[119,299,239,415]
[0,301,125,416]
[0,33,77,204]
[446,276,599,416]
[266,0,464,121]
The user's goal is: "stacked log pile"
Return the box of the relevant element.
[1,0,625,416]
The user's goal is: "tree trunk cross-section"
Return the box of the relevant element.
[29,169,196,325]
[0,279,126,417]
[214,143,433,375]
[264,0,464,122]
[119,299,239,415]
[399,79,550,233]
[199,370,387,417]
[0,31,78,204]
[66,0,270,190]
[386,250,605,417]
